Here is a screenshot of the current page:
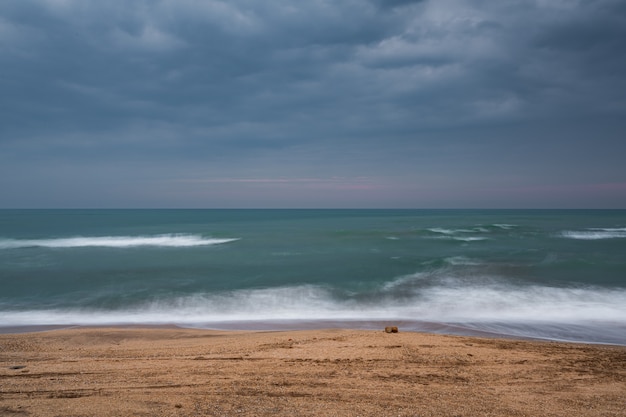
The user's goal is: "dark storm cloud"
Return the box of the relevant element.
[2,2,395,142]
[1,0,625,207]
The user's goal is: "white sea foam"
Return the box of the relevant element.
[381,271,626,325]
[428,228,476,234]
[2,282,624,330]
[452,236,488,242]
[427,228,456,235]
[429,235,488,242]
[492,224,517,230]
[414,283,626,322]
[0,286,349,325]
[2,268,625,344]
[560,229,626,240]
[445,256,483,266]
[426,228,488,242]
[0,234,239,249]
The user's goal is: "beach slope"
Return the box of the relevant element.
[1,328,624,416]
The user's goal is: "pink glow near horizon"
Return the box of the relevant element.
[496,182,626,195]
[162,177,626,208]
[179,177,381,190]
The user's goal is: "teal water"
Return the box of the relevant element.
[1,209,625,344]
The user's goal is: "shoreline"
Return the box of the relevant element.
[2,318,625,346]
[2,327,624,416]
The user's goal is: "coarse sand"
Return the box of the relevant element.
[1,327,625,416]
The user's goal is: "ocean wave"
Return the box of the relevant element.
[428,235,488,242]
[427,228,456,235]
[444,256,483,266]
[378,271,626,324]
[492,224,517,230]
[0,234,239,249]
[425,227,489,242]
[452,236,488,242]
[560,229,626,240]
[2,262,625,344]
[3,278,624,327]
[427,228,475,235]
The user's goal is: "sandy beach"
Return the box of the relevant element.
[1,328,624,417]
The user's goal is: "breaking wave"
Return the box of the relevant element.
[560,228,626,240]
[2,274,625,344]
[425,228,489,242]
[0,234,239,249]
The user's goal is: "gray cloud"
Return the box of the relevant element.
[1,0,625,207]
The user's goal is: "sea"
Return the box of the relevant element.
[1,209,625,345]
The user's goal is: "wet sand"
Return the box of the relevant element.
[1,327,624,416]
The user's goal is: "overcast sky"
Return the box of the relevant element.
[1,0,625,208]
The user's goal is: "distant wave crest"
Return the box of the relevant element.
[561,228,626,240]
[0,234,239,249]
[491,224,517,230]
[425,227,489,242]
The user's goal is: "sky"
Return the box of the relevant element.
[1,0,625,208]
